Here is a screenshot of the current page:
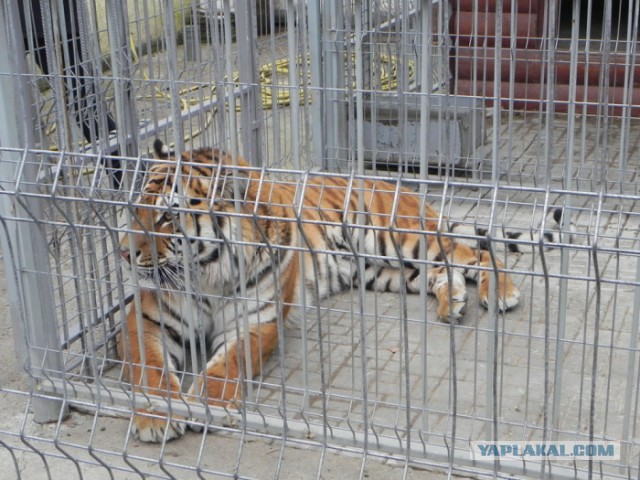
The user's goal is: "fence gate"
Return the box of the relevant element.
[0,0,639,478]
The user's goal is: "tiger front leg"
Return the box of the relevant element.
[187,321,279,409]
[118,310,187,443]
[454,244,520,312]
[427,266,469,322]
[474,250,520,312]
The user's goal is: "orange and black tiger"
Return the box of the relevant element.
[118,140,568,442]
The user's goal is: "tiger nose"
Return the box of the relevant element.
[120,247,131,264]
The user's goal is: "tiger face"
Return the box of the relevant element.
[119,141,253,293]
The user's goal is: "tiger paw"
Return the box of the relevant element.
[437,292,468,323]
[131,411,186,443]
[185,378,240,433]
[186,413,239,434]
[479,284,520,312]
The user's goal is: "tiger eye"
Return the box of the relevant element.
[158,211,174,225]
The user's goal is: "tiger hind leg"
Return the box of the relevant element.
[364,238,519,321]
[429,238,520,313]
[364,265,468,322]
[465,250,520,312]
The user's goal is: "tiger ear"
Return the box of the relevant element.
[153,139,173,159]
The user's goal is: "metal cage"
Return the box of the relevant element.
[0,1,639,479]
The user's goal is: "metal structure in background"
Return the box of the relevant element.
[0,0,639,478]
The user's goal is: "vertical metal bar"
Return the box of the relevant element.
[595,0,612,188]
[551,0,580,442]
[602,211,624,436]
[322,0,346,170]
[504,0,517,184]
[161,0,186,154]
[542,0,558,185]
[218,0,247,410]
[484,185,498,443]
[295,0,312,170]
[489,0,503,184]
[158,0,202,423]
[287,0,301,169]
[120,159,150,406]
[586,193,604,479]
[204,0,228,149]
[396,0,408,173]
[617,0,639,193]
[0,0,67,423]
[184,0,201,64]
[307,0,324,169]
[354,3,365,178]
[223,0,239,159]
[576,0,594,190]
[621,249,640,469]
[105,0,138,157]
[353,3,370,467]
[417,0,434,443]
[235,0,264,166]
[537,191,553,480]
[39,0,74,150]
[433,181,459,473]
[224,0,256,408]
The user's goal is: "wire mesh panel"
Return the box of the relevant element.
[1,0,640,479]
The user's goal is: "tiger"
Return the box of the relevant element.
[118,139,569,442]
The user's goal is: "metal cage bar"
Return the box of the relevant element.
[0,0,640,479]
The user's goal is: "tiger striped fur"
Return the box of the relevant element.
[118,140,565,442]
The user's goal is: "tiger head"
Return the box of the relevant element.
[119,140,254,292]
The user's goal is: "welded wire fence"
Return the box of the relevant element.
[0,0,639,479]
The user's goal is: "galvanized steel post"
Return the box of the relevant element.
[0,0,67,423]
